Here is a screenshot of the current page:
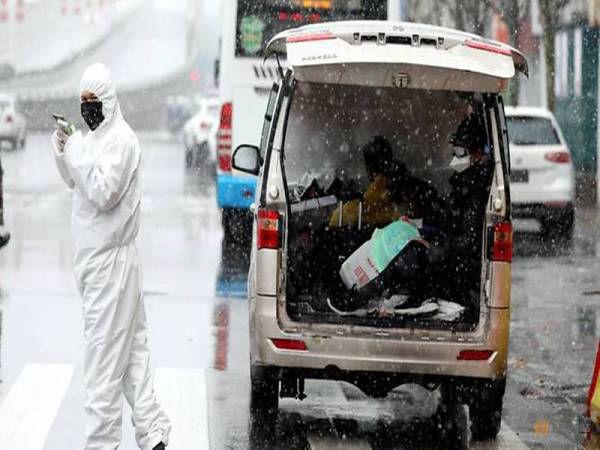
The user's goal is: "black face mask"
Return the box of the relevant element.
[81,101,105,131]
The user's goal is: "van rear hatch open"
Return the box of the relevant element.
[266,21,528,91]
[265,22,523,332]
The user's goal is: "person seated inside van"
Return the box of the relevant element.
[351,113,494,314]
[428,113,494,311]
[328,136,408,228]
[329,136,439,228]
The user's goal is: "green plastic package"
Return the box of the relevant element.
[370,220,422,272]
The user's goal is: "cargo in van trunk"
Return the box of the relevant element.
[283,81,495,330]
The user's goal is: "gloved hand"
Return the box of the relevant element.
[52,128,69,154]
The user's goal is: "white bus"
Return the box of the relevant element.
[216,0,402,262]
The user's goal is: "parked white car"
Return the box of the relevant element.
[505,106,575,242]
[0,94,26,149]
[182,97,220,175]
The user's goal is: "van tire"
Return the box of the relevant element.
[469,388,503,440]
[250,365,279,418]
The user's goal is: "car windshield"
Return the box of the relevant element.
[506,116,561,146]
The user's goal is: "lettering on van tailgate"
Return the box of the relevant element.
[301,53,337,62]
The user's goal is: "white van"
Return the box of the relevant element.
[233,21,527,440]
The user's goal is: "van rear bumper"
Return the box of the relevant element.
[250,296,509,381]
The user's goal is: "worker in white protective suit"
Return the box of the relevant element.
[51,63,171,450]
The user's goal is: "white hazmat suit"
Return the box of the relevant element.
[52,63,171,450]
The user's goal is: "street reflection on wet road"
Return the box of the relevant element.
[248,382,468,450]
[0,132,593,449]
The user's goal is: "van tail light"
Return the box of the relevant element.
[286,32,335,43]
[457,349,495,361]
[217,102,232,172]
[492,222,512,262]
[271,338,308,351]
[464,39,512,56]
[257,209,280,249]
[5,114,12,123]
[545,150,571,164]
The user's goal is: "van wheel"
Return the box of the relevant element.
[249,366,279,448]
[435,396,468,448]
[250,365,279,418]
[469,387,503,440]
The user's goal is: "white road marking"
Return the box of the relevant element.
[0,364,74,450]
[154,368,210,450]
[471,421,529,450]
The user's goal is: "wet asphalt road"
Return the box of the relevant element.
[0,132,595,449]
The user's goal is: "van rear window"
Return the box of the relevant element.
[235,0,387,57]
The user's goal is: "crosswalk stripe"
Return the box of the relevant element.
[154,368,210,450]
[0,364,74,450]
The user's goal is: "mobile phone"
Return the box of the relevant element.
[52,113,75,136]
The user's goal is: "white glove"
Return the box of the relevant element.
[52,129,76,189]
[52,128,69,154]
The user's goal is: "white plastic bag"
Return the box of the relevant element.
[339,239,379,289]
